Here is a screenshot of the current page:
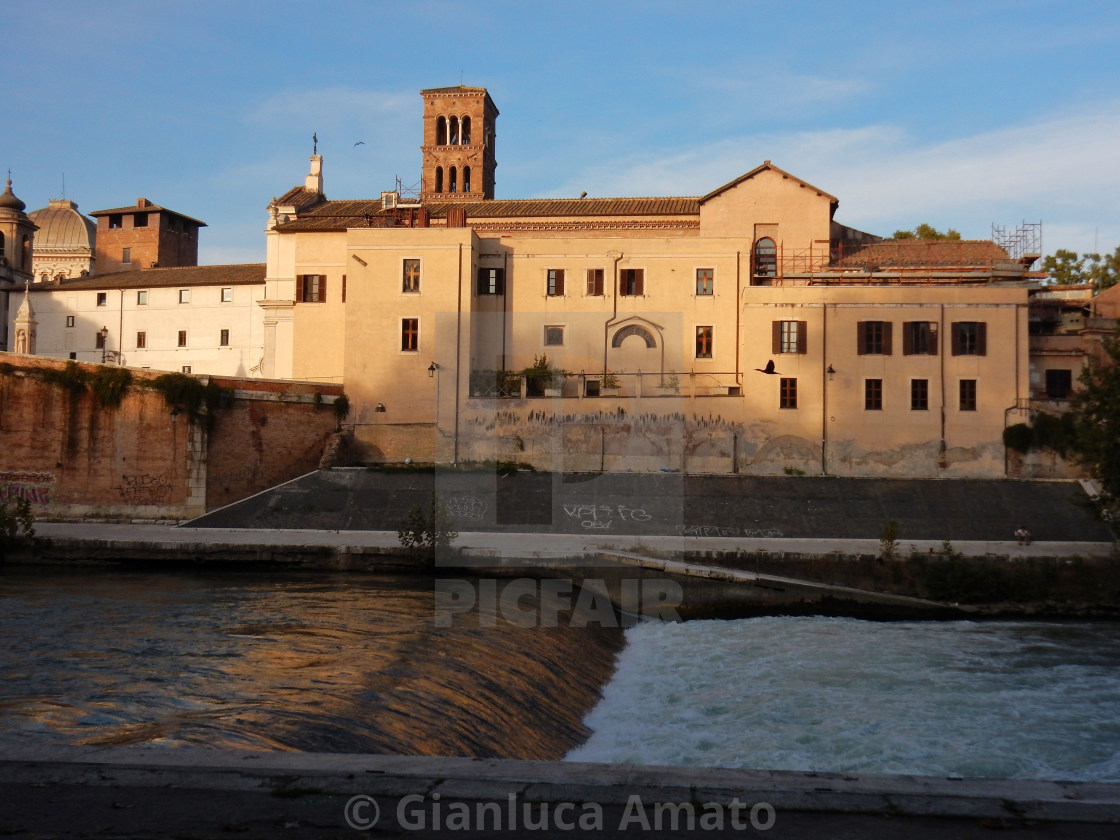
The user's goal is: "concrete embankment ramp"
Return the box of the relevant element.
[4,748,1120,839]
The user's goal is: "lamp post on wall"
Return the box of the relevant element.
[99,326,109,364]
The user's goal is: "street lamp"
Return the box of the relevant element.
[428,362,439,378]
[99,326,109,364]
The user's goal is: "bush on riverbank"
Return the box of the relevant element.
[0,499,35,560]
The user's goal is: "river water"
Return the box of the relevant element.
[2,569,1118,782]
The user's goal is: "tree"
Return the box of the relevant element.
[1042,245,1120,292]
[1069,327,1120,511]
[891,224,962,240]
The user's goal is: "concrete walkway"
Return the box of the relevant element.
[31,520,1117,559]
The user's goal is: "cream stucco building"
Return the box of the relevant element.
[254,85,1051,478]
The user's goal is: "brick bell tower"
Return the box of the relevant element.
[420,86,498,202]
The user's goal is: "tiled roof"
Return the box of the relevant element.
[836,240,1012,268]
[29,264,265,291]
[702,162,838,205]
[421,85,490,96]
[275,186,325,210]
[274,196,701,233]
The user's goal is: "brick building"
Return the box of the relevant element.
[90,198,205,273]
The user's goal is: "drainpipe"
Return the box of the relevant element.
[821,302,829,475]
[602,251,624,375]
[118,289,124,365]
[938,303,947,472]
[735,251,742,387]
[453,241,463,465]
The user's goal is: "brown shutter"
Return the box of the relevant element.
[883,321,893,355]
[977,322,987,355]
[902,322,914,355]
[772,321,782,355]
[798,321,807,354]
[319,276,327,302]
[635,269,644,296]
[929,324,938,356]
[557,270,565,296]
[476,268,485,295]
[857,322,867,355]
[295,275,304,302]
[342,274,347,303]
[951,323,961,355]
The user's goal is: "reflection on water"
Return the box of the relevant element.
[0,568,622,759]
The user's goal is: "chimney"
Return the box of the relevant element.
[137,198,151,208]
[305,155,323,194]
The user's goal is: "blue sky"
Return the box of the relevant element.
[8,0,1119,266]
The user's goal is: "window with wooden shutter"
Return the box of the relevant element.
[858,321,892,355]
[547,269,565,296]
[586,268,604,296]
[903,321,938,355]
[773,321,806,354]
[951,322,986,355]
[620,268,644,296]
[477,267,504,295]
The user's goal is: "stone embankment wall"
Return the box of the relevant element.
[0,356,343,519]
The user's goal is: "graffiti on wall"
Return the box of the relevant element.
[112,473,172,506]
[0,471,56,505]
[562,503,652,530]
[445,495,488,522]
[676,525,784,538]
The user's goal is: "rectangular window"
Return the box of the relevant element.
[121,247,131,264]
[779,377,798,409]
[96,292,107,306]
[544,326,564,346]
[476,267,504,295]
[911,379,929,411]
[136,331,146,349]
[951,321,987,355]
[857,321,892,355]
[696,326,713,358]
[865,378,883,410]
[137,290,148,305]
[133,212,148,228]
[401,318,419,352]
[221,287,233,303]
[903,321,938,355]
[95,331,106,350]
[66,315,75,328]
[108,214,122,229]
[178,289,190,304]
[402,259,421,293]
[620,268,644,296]
[1045,369,1073,399]
[586,268,604,296]
[178,330,187,347]
[546,269,565,296]
[297,274,326,302]
[696,268,714,295]
[220,329,230,347]
[773,320,807,354]
[960,379,977,411]
[181,365,192,374]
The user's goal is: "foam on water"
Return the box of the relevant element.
[567,616,1120,781]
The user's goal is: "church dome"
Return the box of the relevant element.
[28,199,96,251]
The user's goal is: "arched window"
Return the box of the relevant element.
[435,167,444,193]
[41,272,49,283]
[449,166,457,194]
[461,116,472,144]
[436,116,447,145]
[21,235,31,272]
[754,237,777,278]
[449,116,459,145]
[56,272,66,281]
[463,166,471,194]
[0,231,5,261]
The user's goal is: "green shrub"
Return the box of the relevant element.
[397,492,458,566]
[0,499,35,559]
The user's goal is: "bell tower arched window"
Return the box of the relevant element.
[463,166,471,194]
[449,167,458,193]
[462,116,472,144]
[436,116,447,145]
[449,116,459,145]
[754,237,777,279]
[435,167,444,193]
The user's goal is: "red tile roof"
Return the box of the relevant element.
[29,264,265,291]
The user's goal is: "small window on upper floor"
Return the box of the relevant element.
[586,268,604,296]
[96,292,107,307]
[109,214,122,229]
[134,212,148,228]
[903,321,938,355]
[178,330,188,347]
[544,326,565,347]
[696,268,714,295]
[137,290,148,305]
[753,237,777,279]
[773,320,807,354]
[476,267,504,296]
[121,247,131,264]
[297,274,326,303]
[221,287,233,303]
[401,318,419,352]
[857,321,893,355]
[620,268,644,296]
[136,332,146,349]
[403,259,421,293]
[547,269,565,297]
[179,289,191,304]
[66,316,75,328]
[951,322,987,356]
[779,377,798,409]
[220,329,230,347]
[695,326,713,359]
